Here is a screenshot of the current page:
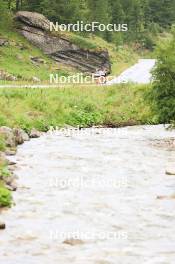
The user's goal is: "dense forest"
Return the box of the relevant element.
[1,0,175,48]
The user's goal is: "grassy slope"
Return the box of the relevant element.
[0,85,156,131]
[0,16,77,84]
[0,14,143,84]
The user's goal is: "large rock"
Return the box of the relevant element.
[16,11,50,31]
[13,128,29,144]
[0,127,16,148]
[15,11,111,73]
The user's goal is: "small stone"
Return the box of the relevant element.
[0,221,6,230]
[30,129,41,138]
[5,183,17,191]
[166,168,175,175]
[5,150,16,156]
[30,56,46,64]
[8,160,16,165]
[157,195,175,200]
[63,238,84,246]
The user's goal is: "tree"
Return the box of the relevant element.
[150,30,175,122]
[88,0,112,40]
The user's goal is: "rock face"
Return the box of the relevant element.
[15,11,111,73]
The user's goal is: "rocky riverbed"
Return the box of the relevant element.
[0,125,175,263]
[0,126,41,226]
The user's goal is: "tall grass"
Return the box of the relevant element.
[0,84,155,131]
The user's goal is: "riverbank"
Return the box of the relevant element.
[0,127,41,212]
[0,84,156,130]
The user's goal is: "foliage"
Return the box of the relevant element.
[4,0,175,47]
[149,30,175,123]
[0,186,12,207]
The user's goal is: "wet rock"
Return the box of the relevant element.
[63,238,84,246]
[13,128,29,145]
[165,167,175,175]
[7,160,17,166]
[5,182,17,191]
[0,221,6,230]
[157,195,175,200]
[5,149,17,156]
[0,127,16,148]
[30,129,41,138]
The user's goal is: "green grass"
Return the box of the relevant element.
[0,84,156,132]
[0,156,12,208]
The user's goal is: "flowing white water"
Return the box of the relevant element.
[107,59,156,85]
[0,125,175,264]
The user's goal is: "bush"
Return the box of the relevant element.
[150,30,175,123]
[0,186,12,207]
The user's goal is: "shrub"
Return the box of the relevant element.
[0,187,12,207]
[150,30,175,123]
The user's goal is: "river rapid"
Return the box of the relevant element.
[0,125,175,264]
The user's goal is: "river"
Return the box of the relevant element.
[0,125,175,264]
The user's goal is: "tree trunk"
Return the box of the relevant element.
[16,0,20,11]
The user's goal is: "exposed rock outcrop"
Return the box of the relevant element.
[15,11,111,73]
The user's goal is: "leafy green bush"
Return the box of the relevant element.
[150,30,175,123]
[0,186,12,207]
[0,167,11,178]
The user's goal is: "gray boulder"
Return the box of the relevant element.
[0,127,16,148]
[13,128,29,145]
[16,11,50,31]
[15,11,111,73]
